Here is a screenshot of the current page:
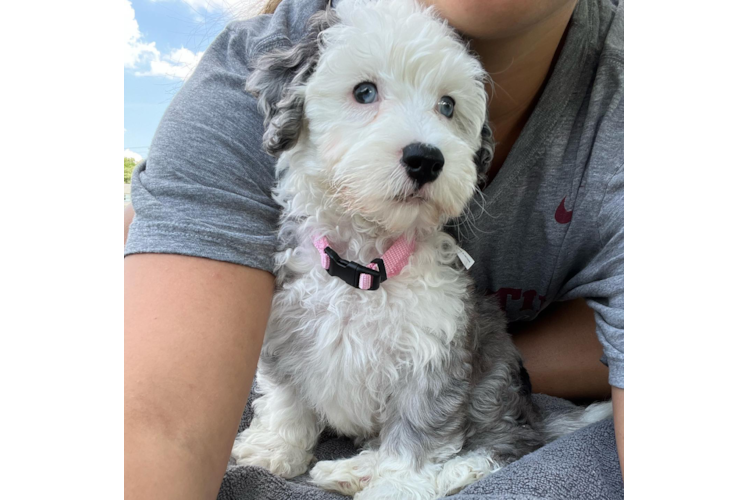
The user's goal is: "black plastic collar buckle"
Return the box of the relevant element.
[324,247,387,291]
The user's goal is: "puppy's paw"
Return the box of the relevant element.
[310,451,376,496]
[436,450,499,496]
[353,478,436,500]
[231,427,312,478]
[352,460,440,500]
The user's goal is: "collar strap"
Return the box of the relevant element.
[312,235,415,290]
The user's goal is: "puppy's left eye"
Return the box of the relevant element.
[438,96,455,118]
[353,82,378,104]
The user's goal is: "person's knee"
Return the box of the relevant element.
[124,204,135,246]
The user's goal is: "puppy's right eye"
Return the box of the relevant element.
[353,82,378,104]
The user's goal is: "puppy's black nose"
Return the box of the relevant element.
[401,143,444,186]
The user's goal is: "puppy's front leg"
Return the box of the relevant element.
[356,376,468,499]
[231,382,321,478]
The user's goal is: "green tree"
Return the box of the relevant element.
[125,157,138,184]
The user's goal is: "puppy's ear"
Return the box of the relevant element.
[247,8,339,156]
[473,122,495,176]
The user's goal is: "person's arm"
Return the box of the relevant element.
[511,298,611,401]
[541,160,624,480]
[123,17,290,498]
[512,298,625,476]
[125,253,273,500]
[124,204,134,246]
[612,386,624,477]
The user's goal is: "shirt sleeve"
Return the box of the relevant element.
[561,166,624,389]
[124,25,281,273]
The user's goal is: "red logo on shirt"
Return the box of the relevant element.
[494,288,546,313]
[555,197,573,224]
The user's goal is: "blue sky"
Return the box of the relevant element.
[124,0,254,161]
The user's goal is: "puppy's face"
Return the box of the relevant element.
[250,0,492,233]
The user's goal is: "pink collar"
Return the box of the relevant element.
[312,235,416,290]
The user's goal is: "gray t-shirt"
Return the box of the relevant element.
[125,0,624,388]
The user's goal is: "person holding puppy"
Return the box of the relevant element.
[124,0,623,498]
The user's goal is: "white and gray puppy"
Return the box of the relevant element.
[231,1,611,498]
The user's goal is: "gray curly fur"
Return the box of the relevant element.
[474,123,495,176]
[246,8,339,156]
[463,295,545,461]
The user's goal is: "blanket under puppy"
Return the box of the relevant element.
[220,389,623,500]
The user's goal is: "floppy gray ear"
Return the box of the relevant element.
[474,122,495,176]
[246,8,339,156]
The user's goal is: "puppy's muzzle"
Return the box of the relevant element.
[402,143,444,187]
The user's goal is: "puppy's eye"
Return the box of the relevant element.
[438,96,455,118]
[353,82,378,104]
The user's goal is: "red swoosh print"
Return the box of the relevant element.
[555,196,573,224]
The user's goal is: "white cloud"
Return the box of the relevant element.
[151,0,258,19]
[136,47,205,80]
[125,0,158,68]
[124,149,143,161]
[124,149,143,162]
[125,0,205,80]
[175,0,244,11]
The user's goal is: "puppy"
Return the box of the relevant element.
[232,1,611,498]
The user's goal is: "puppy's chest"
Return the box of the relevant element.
[268,251,469,436]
